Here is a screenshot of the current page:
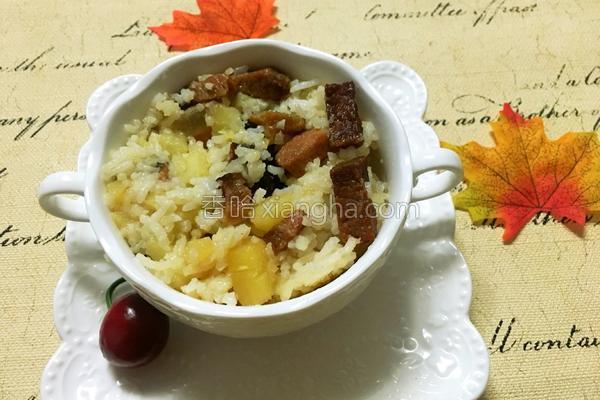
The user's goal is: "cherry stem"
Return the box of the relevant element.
[106,278,127,309]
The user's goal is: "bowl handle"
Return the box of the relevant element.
[86,74,142,131]
[361,61,463,202]
[410,149,463,201]
[38,74,142,222]
[38,172,89,222]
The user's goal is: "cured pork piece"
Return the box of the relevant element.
[229,68,291,101]
[330,156,377,254]
[325,81,364,150]
[275,129,329,177]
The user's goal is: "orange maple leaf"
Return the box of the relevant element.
[442,104,600,242]
[149,0,279,52]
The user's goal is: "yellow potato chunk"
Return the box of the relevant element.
[208,103,243,133]
[251,193,295,236]
[226,238,276,305]
[105,180,128,210]
[170,273,191,291]
[110,211,130,229]
[188,144,210,175]
[172,106,209,137]
[171,144,210,184]
[159,131,189,154]
[145,238,167,261]
[184,237,216,277]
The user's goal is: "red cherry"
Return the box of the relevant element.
[100,290,169,368]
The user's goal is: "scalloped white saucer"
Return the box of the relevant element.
[41,62,489,400]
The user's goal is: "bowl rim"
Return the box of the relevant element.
[84,39,413,319]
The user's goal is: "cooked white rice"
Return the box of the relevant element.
[102,73,388,305]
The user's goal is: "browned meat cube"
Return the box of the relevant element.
[219,173,253,225]
[192,127,212,144]
[330,156,377,254]
[249,111,306,135]
[228,143,238,161]
[229,68,291,101]
[264,210,305,253]
[189,74,230,103]
[325,81,364,150]
[158,163,169,181]
[275,129,329,177]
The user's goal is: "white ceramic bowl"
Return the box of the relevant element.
[38,40,462,338]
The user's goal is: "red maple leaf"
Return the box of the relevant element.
[149,0,279,52]
[443,104,600,242]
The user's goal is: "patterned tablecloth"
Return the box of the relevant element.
[1,1,599,398]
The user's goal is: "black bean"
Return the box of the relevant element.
[252,171,286,197]
[266,144,280,166]
[244,120,258,129]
